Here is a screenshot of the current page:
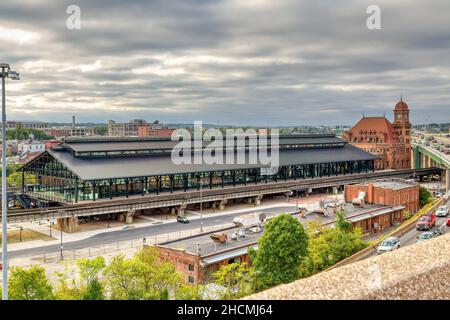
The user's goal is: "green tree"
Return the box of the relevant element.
[93,125,107,136]
[103,248,185,300]
[54,274,82,300]
[7,171,36,187]
[8,265,54,300]
[6,128,53,140]
[82,278,104,300]
[212,261,255,299]
[77,256,106,300]
[249,214,309,290]
[335,209,353,232]
[173,284,205,300]
[54,257,105,300]
[299,218,366,277]
[419,186,433,208]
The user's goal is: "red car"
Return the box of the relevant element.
[416,214,436,231]
[447,217,450,227]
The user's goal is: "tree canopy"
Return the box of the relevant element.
[212,261,255,299]
[419,186,433,208]
[8,265,54,300]
[249,214,309,290]
[6,127,53,140]
[103,248,185,300]
[298,214,366,277]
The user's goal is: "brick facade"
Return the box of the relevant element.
[343,100,412,170]
[344,182,420,214]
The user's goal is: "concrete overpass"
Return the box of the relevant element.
[2,167,441,232]
[412,141,450,190]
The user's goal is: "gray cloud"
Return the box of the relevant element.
[0,0,449,125]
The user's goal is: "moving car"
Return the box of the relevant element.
[417,232,436,242]
[435,205,449,217]
[176,215,190,223]
[377,236,400,254]
[416,214,436,231]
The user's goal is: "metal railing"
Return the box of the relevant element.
[8,223,234,269]
[326,197,445,270]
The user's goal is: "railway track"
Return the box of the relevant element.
[4,167,441,222]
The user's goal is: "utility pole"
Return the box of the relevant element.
[59,210,64,260]
[1,63,20,300]
[199,181,204,232]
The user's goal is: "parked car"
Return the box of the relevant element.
[249,226,262,233]
[446,217,450,227]
[377,236,400,254]
[231,228,246,240]
[417,232,436,242]
[177,215,190,223]
[435,205,449,217]
[416,214,436,231]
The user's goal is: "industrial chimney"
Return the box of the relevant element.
[72,115,76,129]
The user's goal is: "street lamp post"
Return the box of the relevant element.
[19,226,23,242]
[199,181,203,233]
[48,220,53,237]
[59,211,64,261]
[1,63,20,300]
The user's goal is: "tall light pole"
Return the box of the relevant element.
[1,63,20,300]
[199,181,203,232]
[59,210,64,261]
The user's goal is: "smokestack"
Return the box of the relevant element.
[72,115,76,129]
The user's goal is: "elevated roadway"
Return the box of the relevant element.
[3,167,442,224]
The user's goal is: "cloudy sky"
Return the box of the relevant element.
[0,0,449,125]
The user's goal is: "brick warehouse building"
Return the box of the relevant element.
[344,179,420,215]
[343,99,412,170]
[152,202,409,285]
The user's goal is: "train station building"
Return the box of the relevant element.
[18,134,378,205]
[343,99,412,170]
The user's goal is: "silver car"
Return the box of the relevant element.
[435,206,448,217]
[377,236,400,254]
[417,232,435,241]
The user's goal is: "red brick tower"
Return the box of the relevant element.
[392,97,412,168]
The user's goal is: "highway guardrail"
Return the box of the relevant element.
[326,196,445,270]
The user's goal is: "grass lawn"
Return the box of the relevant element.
[0,229,54,245]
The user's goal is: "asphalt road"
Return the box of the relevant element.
[368,203,449,258]
[8,205,296,259]
[396,216,448,248]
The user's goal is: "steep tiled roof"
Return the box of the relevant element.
[348,117,395,144]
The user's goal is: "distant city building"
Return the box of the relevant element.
[108,119,148,136]
[18,138,46,154]
[17,135,46,163]
[44,115,93,138]
[108,119,173,137]
[44,140,62,150]
[3,121,48,130]
[44,127,93,138]
[343,99,412,170]
[137,126,175,137]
